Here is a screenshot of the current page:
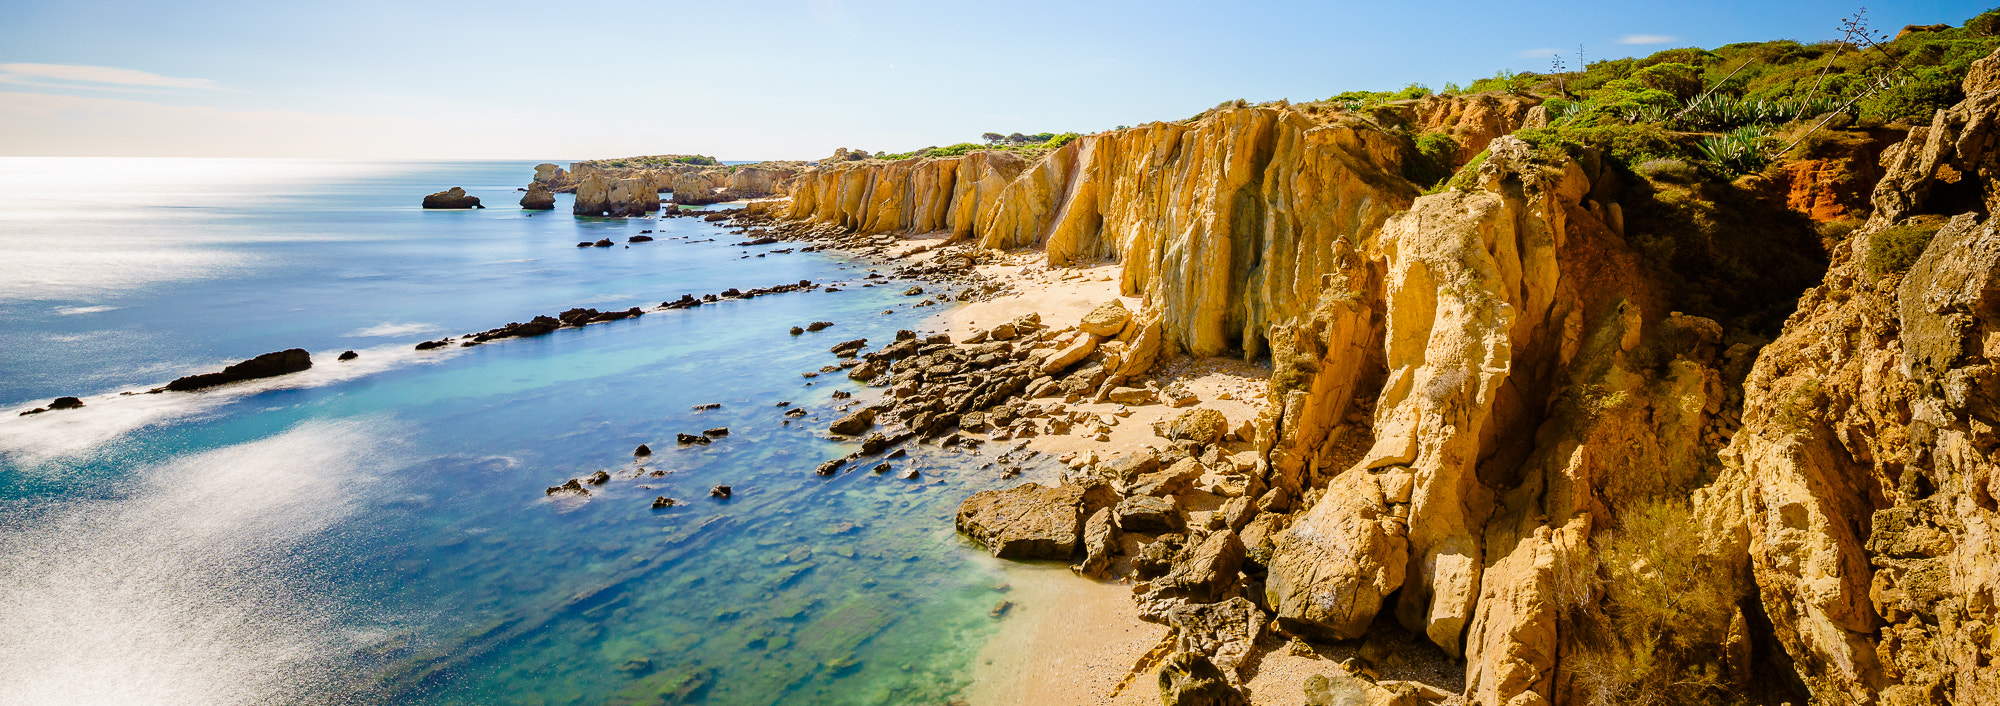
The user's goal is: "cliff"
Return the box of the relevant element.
[736,44,2000,706]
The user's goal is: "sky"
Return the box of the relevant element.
[1,0,1992,161]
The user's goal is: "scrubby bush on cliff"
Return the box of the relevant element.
[1634,62,1705,102]
[1570,499,1742,706]
[1865,218,1944,277]
[1403,133,1459,190]
[1859,66,1959,124]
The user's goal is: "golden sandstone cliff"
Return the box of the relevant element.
[747,49,2000,706]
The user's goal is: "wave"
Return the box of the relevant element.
[0,342,462,467]
[0,419,395,706]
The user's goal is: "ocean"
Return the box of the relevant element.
[0,158,1052,705]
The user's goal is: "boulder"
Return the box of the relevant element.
[956,482,1104,559]
[163,349,312,392]
[829,408,876,435]
[1117,494,1181,533]
[709,485,731,498]
[1155,407,1228,445]
[1107,386,1157,405]
[1264,472,1407,640]
[422,186,482,209]
[1152,529,1245,603]
[1167,597,1267,684]
[337,350,358,361]
[1130,457,1206,497]
[1158,652,1247,706]
[1079,299,1131,336]
[634,444,652,457]
[1302,672,1423,706]
[47,396,83,410]
[1073,507,1120,578]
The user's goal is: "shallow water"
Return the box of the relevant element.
[0,158,1052,705]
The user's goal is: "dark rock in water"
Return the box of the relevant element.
[815,459,845,476]
[651,496,677,509]
[789,326,804,336]
[895,330,918,341]
[989,600,1012,618]
[691,402,721,410]
[586,470,610,485]
[710,485,732,499]
[831,390,852,400]
[677,433,710,445]
[593,239,613,247]
[628,235,654,243]
[872,463,891,474]
[1158,652,1245,706]
[422,186,482,209]
[830,338,868,357]
[734,237,778,246]
[784,408,807,418]
[163,348,312,392]
[337,350,358,361]
[898,468,921,480]
[703,427,728,437]
[415,340,447,351]
[577,241,593,248]
[663,294,701,310]
[48,396,83,410]
[887,448,907,459]
[547,478,588,496]
[634,444,653,457]
[903,286,923,296]
[805,321,834,332]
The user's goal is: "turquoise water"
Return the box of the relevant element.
[0,159,1044,705]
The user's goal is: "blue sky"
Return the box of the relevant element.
[1,0,1991,160]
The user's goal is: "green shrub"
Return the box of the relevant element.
[1570,499,1742,706]
[1970,8,2000,36]
[1392,83,1433,100]
[1816,219,1861,249]
[1859,67,1957,125]
[1635,62,1705,102]
[1442,149,1489,191]
[1403,133,1460,189]
[1636,158,1701,183]
[1043,132,1081,149]
[1866,220,1943,277]
[1515,122,1686,165]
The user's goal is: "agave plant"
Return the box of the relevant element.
[1697,126,1772,177]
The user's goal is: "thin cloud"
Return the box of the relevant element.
[0,63,228,91]
[1516,48,1563,58]
[1620,34,1678,45]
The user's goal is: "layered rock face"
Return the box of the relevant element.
[1701,57,2000,705]
[761,68,2000,704]
[786,107,1418,359]
[1410,93,1544,166]
[572,172,661,218]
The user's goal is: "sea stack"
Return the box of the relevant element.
[422,187,483,209]
[520,183,556,210]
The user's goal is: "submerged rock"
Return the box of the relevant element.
[709,485,732,499]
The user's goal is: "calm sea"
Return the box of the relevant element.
[0,158,1044,705]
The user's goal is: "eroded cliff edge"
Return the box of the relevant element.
[735,50,2000,706]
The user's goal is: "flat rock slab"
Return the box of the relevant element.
[956,482,1106,560]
